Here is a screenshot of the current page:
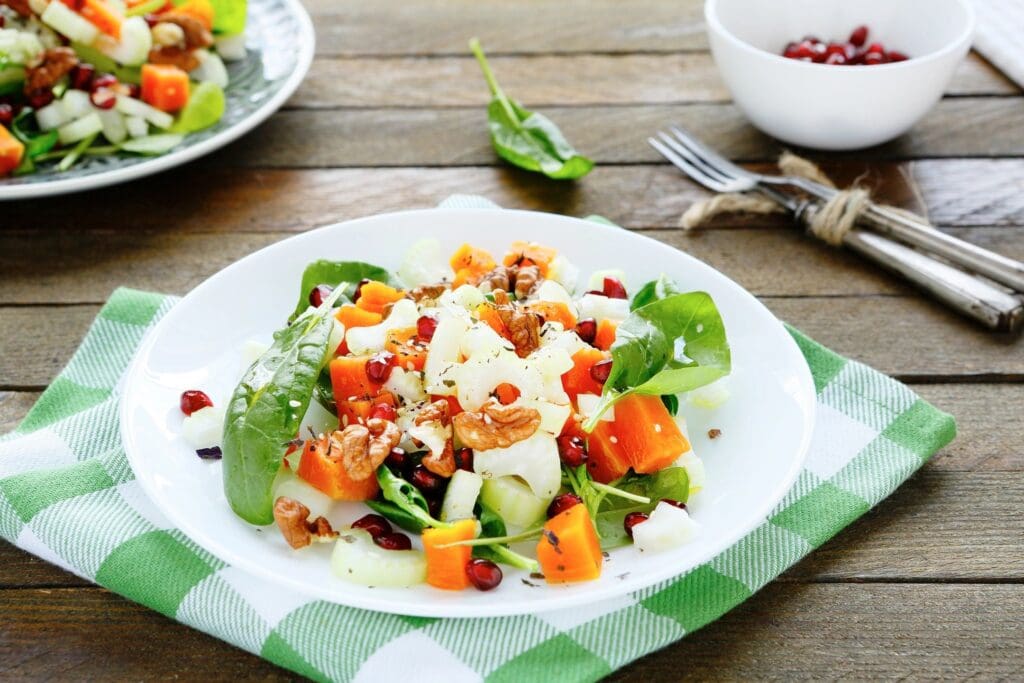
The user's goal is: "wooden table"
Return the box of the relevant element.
[2,1,1023,679]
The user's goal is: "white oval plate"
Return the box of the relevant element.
[0,0,313,200]
[120,208,816,618]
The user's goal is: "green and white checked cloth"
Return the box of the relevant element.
[0,197,956,682]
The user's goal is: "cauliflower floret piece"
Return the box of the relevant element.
[547,255,580,292]
[460,321,513,360]
[423,316,468,395]
[474,432,561,500]
[632,501,699,553]
[577,293,630,323]
[398,238,452,288]
[455,351,545,410]
[346,299,418,355]
[383,367,428,403]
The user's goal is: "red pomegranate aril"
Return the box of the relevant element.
[385,447,408,470]
[0,15,5,27]
[556,434,588,467]
[70,63,95,90]
[602,277,628,299]
[547,492,584,519]
[866,42,885,55]
[465,558,503,591]
[308,283,333,307]
[410,465,446,496]
[125,83,141,99]
[90,74,118,92]
[824,53,847,65]
[352,278,372,303]
[374,532,412,551]
[454,447,474,472]
[661,498,687,510]
[793,40,815,59]
[90,87,117,110]
[365,351,396,384]
[863,51,886,65]
[180,389,213,416]
[426,495,443,519]
[849,25,869,47]
[590,359,613,385]
[887,50,909,62]
[143,12,161,26]
[0,104,12,126]
[370,402,397,422]
[575,318,597,344]
[624,511,649,539]
[782,41,800,59]
[27,90,54,109]
[416,314,438,342]
[351,513,392,538]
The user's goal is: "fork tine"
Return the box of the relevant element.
[648,136,731,193]
[668,125,752,181]
[656,132,751,193]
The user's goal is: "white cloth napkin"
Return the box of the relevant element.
[973,0,1024,89]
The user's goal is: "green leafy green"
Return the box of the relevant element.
[171,81,225,134]
[595,468,690,548]
[469,38,593,180]
[376,465,451,530]
[11,109,59,159]
[206,0,247,35]
[289,259,394,322]
[583,291,730,430]
[222,287,345,524]
[660,393,679,416]
[631,275,683,311]
[313,366,337,415]
[121,134,185,156]
[365,499,427,534]
[57,133,98,172]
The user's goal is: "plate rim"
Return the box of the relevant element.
[0,0,315,201]
[119,207,817,617]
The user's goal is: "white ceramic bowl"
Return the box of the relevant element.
[705,0,975,150]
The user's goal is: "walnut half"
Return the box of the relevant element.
[273,497,338,549]
[453,401,541,451]
[334,418,402,481]
[491,290,541,358]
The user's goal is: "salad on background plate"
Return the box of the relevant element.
[180,239,733,593]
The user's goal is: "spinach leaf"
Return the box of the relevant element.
[583,291,730,430]
[631,275,682,311]
[12,109,59,158]
[376,465,450,530]
[365,499,426,534]
[313,366,337,415]
[471,502,539,571]
[289,259,394,322]
[470,38,593,180]
[595,467,689,548]
[661,393,679,416]
[222,287,344,524]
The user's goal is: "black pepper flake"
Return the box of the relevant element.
[543,529,562,554]
[521,578,539,588]
[196,446,222,459]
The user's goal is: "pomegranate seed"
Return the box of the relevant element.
[90,74,118,92]
[888,50,909,62]
[824,53,847,65]
[0,15,5,27]
[180,390,213,416]
[810,42,828,62]
[575,318,597,344]
[590,359,613,384]
[416,315,438,342]
[0,104,12,127]
[385,447,408,470]
[849,25,869,47]
[465,558,503,591]
[547,492,583,518]
[602,277,628,299]
[623,511,649,539]
[352,278,372,303]
[661,498,687,510]
[143,12,161,27]
[308,283,333,307]
[351,514,391,538]
[801,34,821,44]
[454,447,474,472]
[410,465,446,496]
[125,83,141,99]
[863,51,886,65]
[90,87,117,110]
[370,402,397,422]
[866,42,885,55]
[825,42,847,57]
[27,90,54,109]
[365,351,396,384]
[70,63,95,90]
[782,41,800,59]
[427,496,443,519]
[556,434,588,468]
[374,532,412,551]
[794,40,815,59]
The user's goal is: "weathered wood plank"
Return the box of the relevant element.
[3,295,1021,389]
[207,99,1024,168]
[291,52,1018,109]
[0,391,37,434]
[305,0,707,56]
[0,583,1020,679]
[4,160,1021,232]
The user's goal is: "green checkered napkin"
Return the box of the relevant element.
[0,197,955,682]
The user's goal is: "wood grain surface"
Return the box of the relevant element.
[1,0,1022,679]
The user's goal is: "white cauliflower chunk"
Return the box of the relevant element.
[473,432,562,500]
[424,316,468,395]
[346,299,418,355]
[578,293,630,323]
[455,351,545,410]
[383,367,428,403]
[674,451,705,494]
[632,502,699,553]
[398,238,451,288]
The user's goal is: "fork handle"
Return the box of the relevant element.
[796,203,1024,333]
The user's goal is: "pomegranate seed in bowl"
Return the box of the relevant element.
[780,25,908,66]
[454,447,474,472]
[180,390,213,416]
[351,514,391,538]
[849,25,868,47]
[409,465,446,496]
[465,558,503,591]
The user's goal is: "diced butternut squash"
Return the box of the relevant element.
[80,0,123,37]
[172,0,213,29]
[562,348,609,401]
[586,419,631,483]
[140,63,190,112]
[475,303,511,340]
[330,356,379,405]
[493,382,520,405]
[593,319,618,351]
[295,436,380,501]
[503,241,558,277]
[335,304,382,329]
[612,394,690,474]
[423,518,478,590]
[525,301,577,330]
[338,390,395,428]
[450,243,496,273]
[0,126,25,177]
[355,281,405,314]
[536,503,602,583]
[385,327,428,371]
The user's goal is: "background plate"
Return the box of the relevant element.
[0,0,313,200]
[120,209,816,618]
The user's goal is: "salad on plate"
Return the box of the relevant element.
[0,0,246,176]
[179,239,732,592]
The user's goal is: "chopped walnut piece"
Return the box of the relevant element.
[414,399,451,428]
[453,401,541,450]
[147,13,213,71]
[147,45,201,72]
[480,265,513,294]
[412,400,456,477]
[333,418,402,481]
[273,497,338,549]
[707,428,722,440]
[480,264,543,300]
[408,283,449,303]
[24,47,78,95]
[492,290,541,357]
[513,264,541,299]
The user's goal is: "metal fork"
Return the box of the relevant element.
[657,125,1024,294]
[649,132,1024,332]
